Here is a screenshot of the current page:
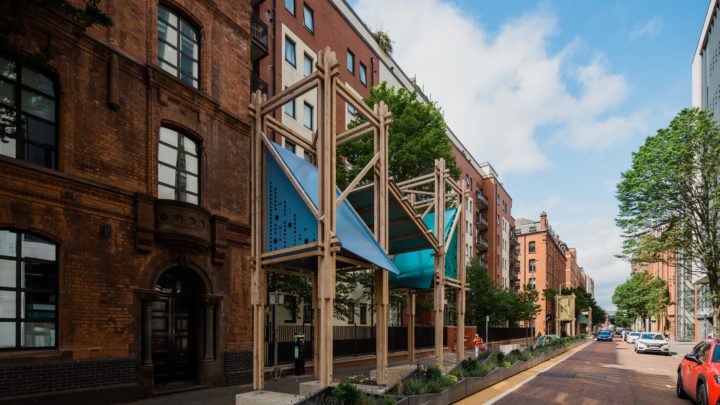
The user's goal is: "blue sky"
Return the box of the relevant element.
[352,0,709,309]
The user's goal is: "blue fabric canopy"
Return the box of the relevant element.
[265,141,399,275]
[391,209,458,289]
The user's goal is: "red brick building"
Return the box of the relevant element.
[515,212,566,335]
[0,1,254,401]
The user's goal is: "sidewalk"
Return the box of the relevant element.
[126,349,477,405]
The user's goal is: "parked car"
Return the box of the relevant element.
[597,330,613,342]
[626,332,641,344]
[677,339,720,404]
[634,332,670,355]
[537,334,560,347]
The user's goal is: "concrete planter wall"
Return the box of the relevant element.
[390,339,587,405]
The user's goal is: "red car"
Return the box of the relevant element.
[677,339,720,404]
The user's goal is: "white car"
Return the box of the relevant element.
[634,332,670,355]
[626,331,641,344]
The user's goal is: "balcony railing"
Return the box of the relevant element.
[251,13,269,61]
[251,71,268,95]
[476,192,489,209]
[476,236,489,251]
[510,232,518,246]
[476,215,488,230]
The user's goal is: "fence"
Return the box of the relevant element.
[265,325,446,366]
[477,327,533,342]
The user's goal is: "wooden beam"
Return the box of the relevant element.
[433,158,446,370]
[336,80,380,127]
[261,242,320,259]
[337,121,374,145]
[397,173,434,187]
[265,115,315,152]
[445,207,461,254]
[336,152,381,208]
[261,249,320,266]
[260,73,320,116]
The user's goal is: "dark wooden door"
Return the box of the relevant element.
[152,272,196,384]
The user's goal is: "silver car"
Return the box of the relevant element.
[626,331,641,344]
[634,332,670,355]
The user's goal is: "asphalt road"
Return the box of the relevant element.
[489,337,689,405]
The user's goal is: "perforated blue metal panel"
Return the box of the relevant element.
[266,150,318,251]
[263,142,399,275]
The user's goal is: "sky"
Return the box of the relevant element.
[350,0,710,310]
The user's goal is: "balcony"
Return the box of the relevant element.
[476,215,488,230]
[251,71,268,95]
[251,13,269,62]
[155,200,211,253]
[510,270,519,282]
[510,232,518,246]
[476,236,489,252]
[476,192,489,209]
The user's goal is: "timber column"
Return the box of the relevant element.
[250,91,268,390]
[315,49,339,387]
[456,180,467,362]
[374,101,391,385]
[434,158,446,368]
[407,291,416,362]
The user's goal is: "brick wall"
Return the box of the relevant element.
[223,350,253,385]
[0,358,136,398]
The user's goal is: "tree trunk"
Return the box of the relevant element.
[713,301,720,338]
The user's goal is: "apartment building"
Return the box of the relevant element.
[479,163,515,289]
[515,212,566,335]
[0,1,255,402]
[563,248,582,289]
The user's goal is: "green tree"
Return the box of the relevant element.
[612,271,668,330]
[0,0,113,62]
[616,108,720,335]
[466,258,498,327]
[338,82,460,188]
[611,311,634,328]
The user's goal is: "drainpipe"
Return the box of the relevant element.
[370,57,375,87]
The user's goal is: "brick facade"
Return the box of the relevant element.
[0,1,254,401]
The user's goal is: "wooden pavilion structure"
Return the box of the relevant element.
[249,47,467,391]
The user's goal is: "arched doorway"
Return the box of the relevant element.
[151,269,199,384]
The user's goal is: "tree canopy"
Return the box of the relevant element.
[338,82,460,188]
[466,258,540,327]
[616,108,720,333]
[611,271,670,329]
[0,0,113,62]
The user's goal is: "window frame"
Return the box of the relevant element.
[157,5,201,88]
[303,102,313,130]
[529,241,536,253]
[157,126,201,205]
[347,303,355,324]
[284,99,296,118]
[0,230,58,351]
[359,62,367,86]
[303,3,314,33]
[0,57,58,169]
[346,50,354,74]
[285,0,295,15]
[285,36,297,67]
[303,53,314,77]
[529,259,536,273]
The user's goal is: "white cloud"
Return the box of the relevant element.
[629,17,663,41]
[354,0,649,173]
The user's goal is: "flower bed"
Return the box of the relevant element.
[300,335,590,405]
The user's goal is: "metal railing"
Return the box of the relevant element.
[251,71,268,95]
[476,215,488,230]
[251,13,268,50]
[476,192,489,208]
[476,236,489,251]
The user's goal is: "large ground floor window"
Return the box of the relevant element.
[0,230,57,349]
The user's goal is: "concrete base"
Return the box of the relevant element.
[298,380,325,397]
[235,390,304,405]
[370,364,416,387]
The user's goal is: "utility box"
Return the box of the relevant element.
[293,333,305,376]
